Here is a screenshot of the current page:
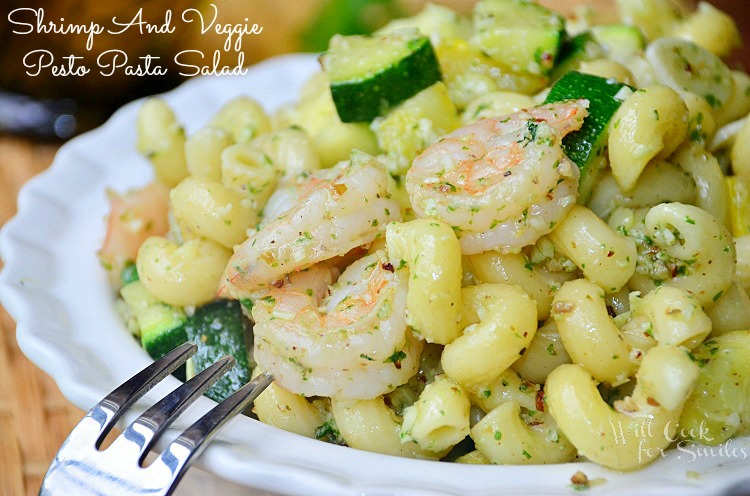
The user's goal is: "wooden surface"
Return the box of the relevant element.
[1,1,749,495]
[0,137,72,496]
[0,136,268,496]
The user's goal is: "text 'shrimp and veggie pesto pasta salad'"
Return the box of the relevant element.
[98,0,750,473]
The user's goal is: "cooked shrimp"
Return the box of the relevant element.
[405,101,588,255]
[252,251,423,399]
[275,262,339,303]
[261,182,300,224]
[260,169,318,224]
[98,181,170,285]
[218,152,401,298]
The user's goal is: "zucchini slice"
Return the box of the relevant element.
[371,81,460,165]
[120,280,188,360]
[471,0,564,77]
[544,71,632,202]
[377,3,472,41]
[551,32,604,81]
[184,299,251,402]
[437,38,548,107]
[680,331,750,445]
[590,24,646,63]
[321,29,442,123]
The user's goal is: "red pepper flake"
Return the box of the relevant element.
[382,262,395,272]
[536,389,546,412]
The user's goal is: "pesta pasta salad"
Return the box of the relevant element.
[99,0,750,472]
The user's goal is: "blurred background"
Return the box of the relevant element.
[0,0,467,139]
[0,0,747,140]
[0,1,749,495]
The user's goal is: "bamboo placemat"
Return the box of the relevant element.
[0,140,274,495]
[0,137,79,496]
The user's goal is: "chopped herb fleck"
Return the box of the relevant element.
[385,350,407,366]
[315,418,341,442]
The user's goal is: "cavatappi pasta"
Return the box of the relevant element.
[100,0,750,473]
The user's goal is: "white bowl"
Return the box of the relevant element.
[2,53,749,496]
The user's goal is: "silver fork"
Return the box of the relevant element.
[40,342,273,496]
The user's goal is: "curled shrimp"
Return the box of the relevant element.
[98,182,170,284]
[406,101,589,255]
[252,251,423,399]
[218,152,401,298]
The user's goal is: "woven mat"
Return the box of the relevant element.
[0,137,84,496]
[0,136,275,495]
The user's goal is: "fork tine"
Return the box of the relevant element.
[93,342,197,445]
[154,370,274,494]
[117,354,235,463]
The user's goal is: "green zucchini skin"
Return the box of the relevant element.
[184,299,252,402]
[120,280,188,360]
[544,71,632,201]
[327,36,442,123]
[120,261,140,286]
[551,32,603,81]
[142,321,188,362]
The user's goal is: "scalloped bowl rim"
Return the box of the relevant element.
[1,53,749,496]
